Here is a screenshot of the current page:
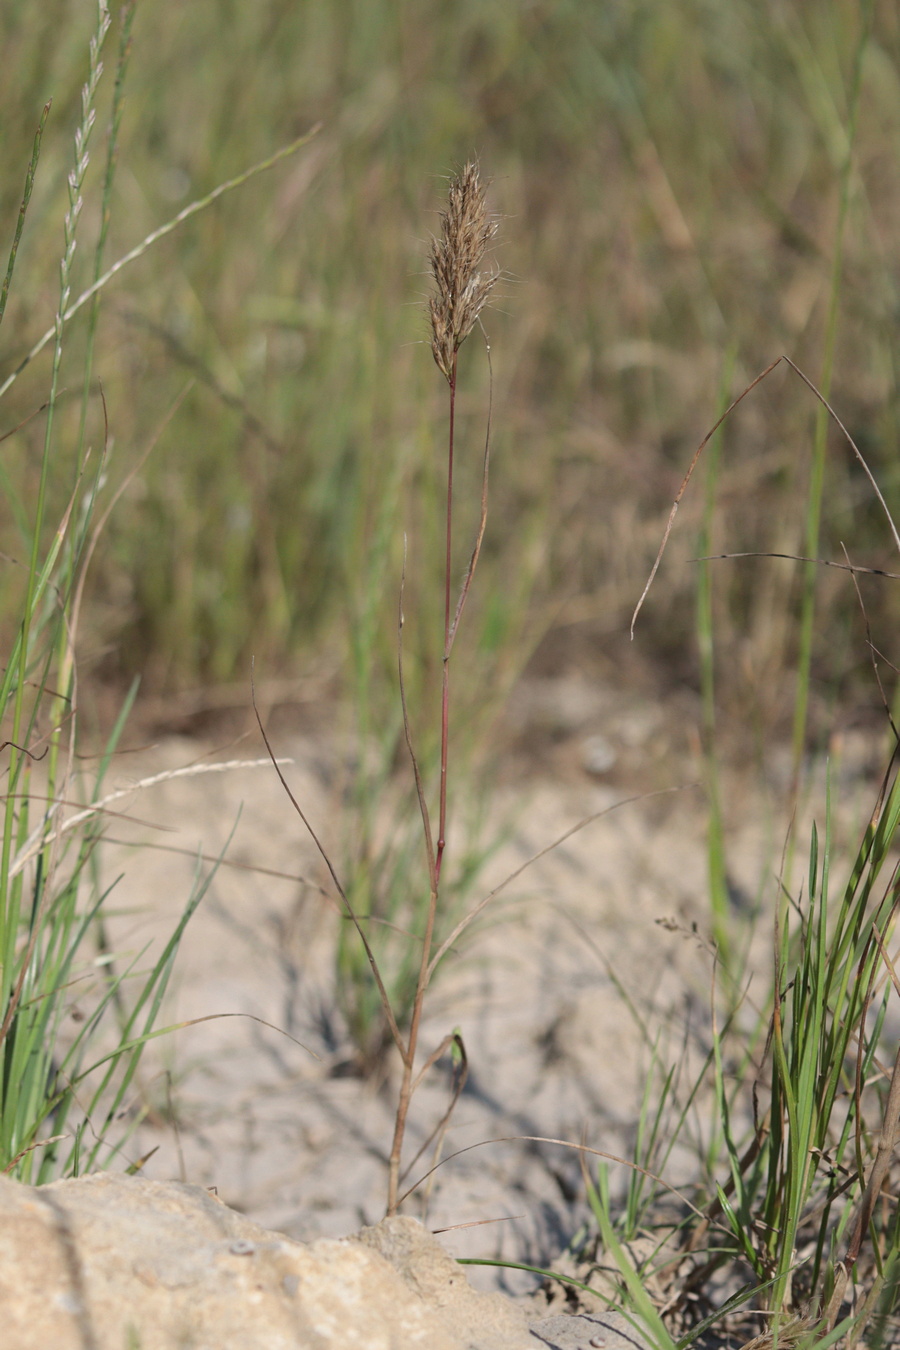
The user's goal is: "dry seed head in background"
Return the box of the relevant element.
[428,160,500,383]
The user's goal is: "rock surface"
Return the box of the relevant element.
[0,1172,646,1350]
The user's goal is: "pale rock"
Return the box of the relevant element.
[0,1172,646,1349]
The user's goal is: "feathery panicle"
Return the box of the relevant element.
[428,161,499,383]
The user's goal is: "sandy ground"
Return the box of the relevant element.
[81,674,885,1301]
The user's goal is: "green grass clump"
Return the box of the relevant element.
[5,7,900,1348]
[0,3,288,1184]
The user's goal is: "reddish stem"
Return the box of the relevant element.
[436,353,457,882]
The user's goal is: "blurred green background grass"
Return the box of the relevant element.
[2,0,899,741]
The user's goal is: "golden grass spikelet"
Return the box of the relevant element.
[428,160,499,383]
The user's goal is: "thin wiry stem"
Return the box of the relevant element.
[389,543,439,1211]
[251,668,405,1061]
[448,323,493,653]
[397,540,438,895]
[436,352,457,882]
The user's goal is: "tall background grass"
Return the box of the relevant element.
[3,0,898,753]
[4,5,900,1339]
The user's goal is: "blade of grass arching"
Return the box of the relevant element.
[769,828,838,1316]
[20,831,219,1179]
[788,885,829,1241]
[713,1183,765,1274]
[92,677,141,792]
[674,1274,789,1350]
[0,101,50,332]
[831,750,900,940]
[789,1,873,798]
[696,345,737,953]
[817,781,900,1126]
[624,1048,677,1240]
[455,1258,616,1304]
[84,678,142,1026]
[40,933,181,1179]
[0,124,323,401]
[59,1006,318,1178]
[44,955,154,1181]
[842,936,900,1278]
[802,1311,866,1350]
[631,358,782,639]
[769,901,805,1313]
[35,957,134,1159]
[71,826,236,1174]
[584,1164,678,1350]
[0,864,90,1173]
[0,486,94,1045]
[707,954,757,1243]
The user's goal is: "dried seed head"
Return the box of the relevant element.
[428,161,499,383]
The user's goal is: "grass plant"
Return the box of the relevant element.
[256,159,502,1212]
[5,6,900,1350]
[566,368,900,1347]
[0,3,318,1184]
[251,141,900,1343]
